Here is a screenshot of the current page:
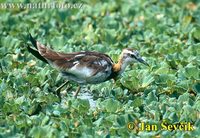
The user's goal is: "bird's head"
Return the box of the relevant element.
[120,48,149,66]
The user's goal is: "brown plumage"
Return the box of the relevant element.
[27,34,149,97]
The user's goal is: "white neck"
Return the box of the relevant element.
[119,60,130,74]
[113,57,131,75]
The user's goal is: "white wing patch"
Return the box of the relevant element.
[74,54,85,58]
[73,61,79,65]
[100,60,107,66]
[94,60,108,66]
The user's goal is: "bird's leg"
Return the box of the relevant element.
[55,80,69,99]
[74,85,81,98]
[56,80,69,92]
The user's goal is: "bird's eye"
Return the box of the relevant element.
[131,54,136,58]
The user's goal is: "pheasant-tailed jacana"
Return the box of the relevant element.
[27,34,149,98]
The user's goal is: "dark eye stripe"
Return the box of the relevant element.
[131,54,136,58]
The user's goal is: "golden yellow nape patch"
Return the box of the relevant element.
[112,63,121,73]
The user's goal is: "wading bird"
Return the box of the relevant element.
[27,34,149,98]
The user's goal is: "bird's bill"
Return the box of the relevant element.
[136,57,149,66]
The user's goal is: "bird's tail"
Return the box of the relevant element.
[27,34,49,64]
[27,33,70,66]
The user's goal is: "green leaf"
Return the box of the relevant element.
[116,115,126,126]
[29,126,56,138]
[181,16,192,31]
[155,66,169,74]
[193,83,200,93]
[120,71,140,90]
[193,26,200,40]
[131,97,143,108]
[93,117,104,127]
[141,74,154,88]
[73,99,90,114]
[102,98,121,113]
[178,93,190,104]
[41,116,50,126]
[146,91,158,104]
[184,64,199,79]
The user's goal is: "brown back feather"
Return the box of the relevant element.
[36,41,114,71]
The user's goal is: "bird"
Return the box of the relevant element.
[27,34,149,98]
